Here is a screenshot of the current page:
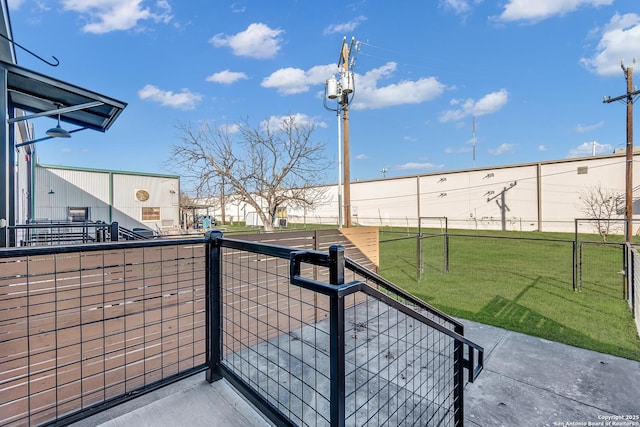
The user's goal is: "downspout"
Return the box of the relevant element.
[109,171,113,223]
[28,146,34,222]
[1,66,9,247]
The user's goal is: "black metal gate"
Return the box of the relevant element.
[578,241,626,298]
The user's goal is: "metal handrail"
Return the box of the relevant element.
[216,236,484,382]
[291,250,484,383]
[345,256,464,332]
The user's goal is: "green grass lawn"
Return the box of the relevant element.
[379,229,640,361]
[213,223,639,361]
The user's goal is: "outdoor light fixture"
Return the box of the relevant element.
[45,112,71,138]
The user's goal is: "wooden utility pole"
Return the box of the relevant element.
[604,60,640,243]
[338,37,355,227]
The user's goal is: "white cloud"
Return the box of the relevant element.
[403,136,417,142]
[323,16,367,35]
[60,146,88,154]
[395,162,444,171]
[580,13,640,76]
[497,0,612,23]
[439,89,509,123]
[210,23,283,59]
[261,64,336,95]
[61,0,172,34]
[219,123,240,134]
[230,3,246,13]
[567,141,612,157]
[439,0,483,15]
[351,62,446,110]
[356,154,368,160]
[444,146,473,154]
[206,70,248,85]
[138,84,202,110]
[488,143,516,156]
[538,145,548,151]
[260,113,327,131]
[7,0,27,9]
[575,120,605,133]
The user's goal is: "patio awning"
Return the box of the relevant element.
[1,60,127,132]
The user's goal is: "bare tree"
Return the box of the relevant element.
[167,115,329,232]
[578,185,623,241]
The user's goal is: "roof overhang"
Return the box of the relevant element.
[0,1,16,64]
[1,60,127,133]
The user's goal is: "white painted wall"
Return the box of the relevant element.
[204,153,638,234]
[112,174,180,230]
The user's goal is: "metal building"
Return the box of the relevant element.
[34,163,180,233]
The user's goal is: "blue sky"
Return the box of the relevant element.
[7,0,640,183]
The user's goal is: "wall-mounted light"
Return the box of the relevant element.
[48,189,55,195]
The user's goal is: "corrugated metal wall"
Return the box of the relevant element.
[33,165,179,231]
[35,167,110,222]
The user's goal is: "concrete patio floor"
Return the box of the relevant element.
[71,319,640,427]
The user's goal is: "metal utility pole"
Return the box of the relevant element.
[604,59,640,243]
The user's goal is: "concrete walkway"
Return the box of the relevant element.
[72,320,640,427]
[463,320,640,427]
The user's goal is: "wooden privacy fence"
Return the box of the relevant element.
[234,227,379,272]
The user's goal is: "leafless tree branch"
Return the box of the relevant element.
[165,115,330,231]
[578,185,623,241]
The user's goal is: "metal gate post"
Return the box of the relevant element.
[417,233,423,281]
[579,242,584,292]
[444,233,450,273]
[454,338,464,426]
[623,243,629,300]
[329,245,346,427]
[573,219,578,291]
[110,221,119,241]
[206,231,224,383]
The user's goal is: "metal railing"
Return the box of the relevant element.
[209,233,483,426]
[0,232,483,426]
[0,238,209,426]
[9,221,112,246]
[6,221,154,247]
